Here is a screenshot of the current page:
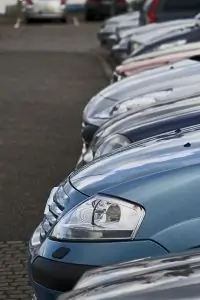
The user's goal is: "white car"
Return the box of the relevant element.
[21,0,68,23]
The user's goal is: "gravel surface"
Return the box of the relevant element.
[0,21,107,299]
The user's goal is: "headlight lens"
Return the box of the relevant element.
[50,195,145,241]
[30,224,42,248]
[94,134,131,158]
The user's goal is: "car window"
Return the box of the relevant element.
[163,0,200,12]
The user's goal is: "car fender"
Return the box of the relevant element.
[152,217,200,253]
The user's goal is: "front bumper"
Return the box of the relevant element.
[32,256,96,292]
[30,238,169,299]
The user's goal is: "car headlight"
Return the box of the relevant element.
[50,195,145,241]
[94,134,131,158]
[30,224,42,248]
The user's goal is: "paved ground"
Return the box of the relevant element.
[0,20,107,299]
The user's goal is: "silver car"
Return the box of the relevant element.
[21,0,68,23]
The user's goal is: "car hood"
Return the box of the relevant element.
[83,62,200,121]
[70,126,200,196]
[94,96,200,142]
[70,127,200,251]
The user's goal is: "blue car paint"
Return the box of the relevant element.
[99,165,200,251]
[38,239,169,266]
[31,238,168,300]
[70,129,200,196]
[30,128,200,299]
[34,282,60,300]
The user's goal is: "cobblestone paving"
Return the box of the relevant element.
[0,242,31,299]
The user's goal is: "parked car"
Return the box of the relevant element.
[108,18,200,55]
[126,21,200,59]
[58,250,200,300]
[82,70,200,147]
[140,0,200,25]
[97,11,139,46]
[84,0,129,21]
[30,125,200,299]
[113,48,200,80]
[113,27,200,63]
[21,0,68,23]
[78,87,200,166]
[123,40,200,64]
[103,21,138,50]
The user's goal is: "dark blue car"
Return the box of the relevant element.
[29,125,200,300]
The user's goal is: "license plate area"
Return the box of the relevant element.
[34,2,59,13]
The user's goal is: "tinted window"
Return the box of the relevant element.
[164,0,200,12]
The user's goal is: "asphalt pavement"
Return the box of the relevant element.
[0,19,107,299]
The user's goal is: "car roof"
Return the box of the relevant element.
[69,125,200,196]
[60,250,200,300]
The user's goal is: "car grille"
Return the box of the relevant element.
[40,192,67,242]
